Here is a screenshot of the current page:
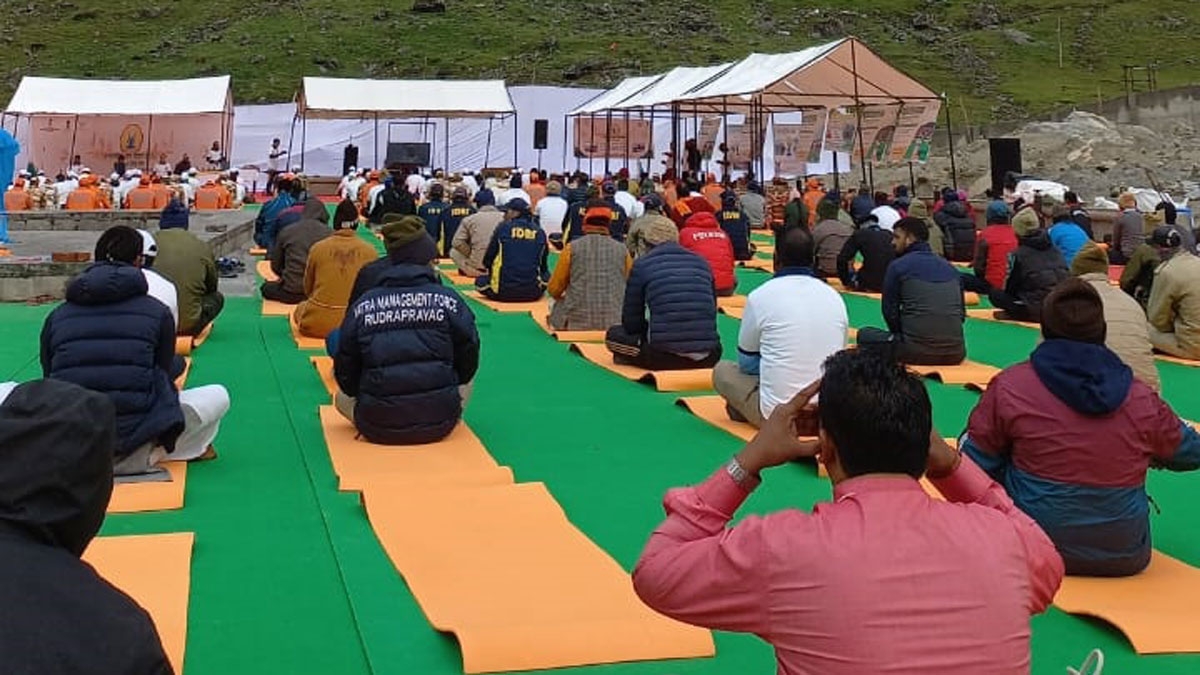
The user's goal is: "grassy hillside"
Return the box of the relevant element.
[2,0,1198,123]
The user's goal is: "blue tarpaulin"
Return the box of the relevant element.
[0,129,18,244]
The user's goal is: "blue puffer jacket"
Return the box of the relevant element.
[334,264,481,445]
[40,262,184,456]
[254,192,297,250]
[621,242,720,354]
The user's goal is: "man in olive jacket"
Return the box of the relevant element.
[153,200,225,336]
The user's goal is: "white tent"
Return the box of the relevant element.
[2,76,234,175]
[678,38,939,112]
[298,77,515,119]
[568,75,663,116]
[608,64,734,112]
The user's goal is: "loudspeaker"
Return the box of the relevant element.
[988,138,1022,195]
[385,142,431,167]
[533,119,549,150]
[342,144,358,176]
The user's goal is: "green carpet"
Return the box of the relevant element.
[2,255,1199,674]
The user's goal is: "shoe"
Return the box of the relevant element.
[195,445,218,461]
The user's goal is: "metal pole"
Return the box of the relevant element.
[908,161,916,193]
[485,118,494,168]
[832,150,840,194]
[623,111,630,173]
[300,114,307,173]
[670,104,679,177]
[512,112,519,171]
[561,115,569,173]
[604,111,612,175]
[373,113,379,168]
[68,114,79,174]
[144,115,155,173]
[445,117,451,173]
[850,40,869,188]
[942,97,959,191]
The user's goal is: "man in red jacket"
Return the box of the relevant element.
[962,200,1018,294]
[680,212,736,296]
[670,178,716,229]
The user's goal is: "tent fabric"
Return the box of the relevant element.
[608,65,734,112]
[680,38,940,112]
[5,76,231,115]
[568,75,663,116]
[299,78,516,119]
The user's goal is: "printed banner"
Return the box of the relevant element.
[773,109,828,176]
[889,101,942,164]
[824,108,858,156]
[858,104,901,166]
[573,117,653,159]
[698,117,722,159]
[722,124,754,171]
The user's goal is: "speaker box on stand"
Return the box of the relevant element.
[988,138,1022,197]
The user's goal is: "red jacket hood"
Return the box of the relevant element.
[684,212,720,230]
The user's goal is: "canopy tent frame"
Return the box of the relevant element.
[2,75,234,175]
[294,77,518,174]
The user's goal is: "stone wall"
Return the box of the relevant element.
[7,209,244,232]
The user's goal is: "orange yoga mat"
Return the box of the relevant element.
[719,305,744,319]
[360,481,715,673]
[1153,352,1200,368]
[440,268,478,287]
[716,295,747,310]
[249,246,267,256]
[83,532,194,674]
[262,299,295,317]
[289,314,325,350]
[174,358,191,390]
[529,311,607,343]
[966,308,1040,329]
[465,291,549,314]
[310,356,337,399]
[108,461,187,513]
[173,336,193,356]
[569,342,713,392]
[256,259,279,282]
[828,280,980,306]
[908,360,1000,387]
[755,243,775,254]
[191,323,212,348]
[676,396,828,477]
[317,406,511,491]
[1054,550,1200,654]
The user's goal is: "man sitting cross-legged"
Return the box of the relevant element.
[962,278,1200,576]
[547,206,632,332]
[334,230,480,445]
[857,217,966,366]
[475,198,550,303]
[714,226,848,427]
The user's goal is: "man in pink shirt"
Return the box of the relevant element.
[633,350,1064,674]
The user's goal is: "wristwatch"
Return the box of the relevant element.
[726,457,762,490]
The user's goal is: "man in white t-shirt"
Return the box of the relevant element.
[137,230,179,331]
[534,180,569,238]
[714,226,849,426]
[613,179,644,221]
[404,170,425,199]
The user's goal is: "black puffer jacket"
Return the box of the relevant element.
[41,263,183,456]
[0,380,172,674]
[334,264,480,445]
[1007,229,1070,323]
[934,200,977,262]
[621,242,720,354]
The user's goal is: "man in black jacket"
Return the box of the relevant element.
[990,225,1070,323]
[934,191,976,262]
[368,175,417,225]
[334,225,480,445]
[836,217,895,292]
[0,379,173,674]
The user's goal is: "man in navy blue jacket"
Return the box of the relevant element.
[476,198,550,302]
[605,224,721,370]
[857,217,966,365]
[335,217,480,445]
[717,190,754,260]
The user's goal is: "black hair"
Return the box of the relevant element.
[276,178,294,193]
[617,178,629,191]
[94,225,142,264]
[776,225,815,269]
[1064,191,1079,204]
[894,216,929,242]
[819,350,932,479]
[1157,200,1178,225]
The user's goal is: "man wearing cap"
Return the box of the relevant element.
[605,224,721,371]
[989,216,1069,323]
[334,219,479,445]
[433,186,475,259]
[546,205,632,331]
[1146,226,1200,360]
[626,194,677,259]
[450,190,506,278]
[137,230,179,332]
[154,200,224,337]
[418,184,450,256]
[1070,242,1159,390]
[534,180,569,245]
[962,199,1018,294]
[857,217,966,365]
[962,278,1200,576]
[715,190,754,261]
[476,198,550,302]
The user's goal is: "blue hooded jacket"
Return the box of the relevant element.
[254,191,297,250]
[40,263,184,456]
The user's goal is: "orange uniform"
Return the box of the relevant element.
[194,182,231,210]
[4,183,33,212]
[65,176,110,210]
[125,179,157,210]
[526,182,546,209]
[802,178,825,226]
[149,182,173,209]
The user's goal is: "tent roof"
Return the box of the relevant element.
[299,77,515,119]
[679,38,939,112]
[607,64,734,112]
[5,76,232,115]
[568,75,663,116]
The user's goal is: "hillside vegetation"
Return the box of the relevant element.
[2,0,1198,123]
